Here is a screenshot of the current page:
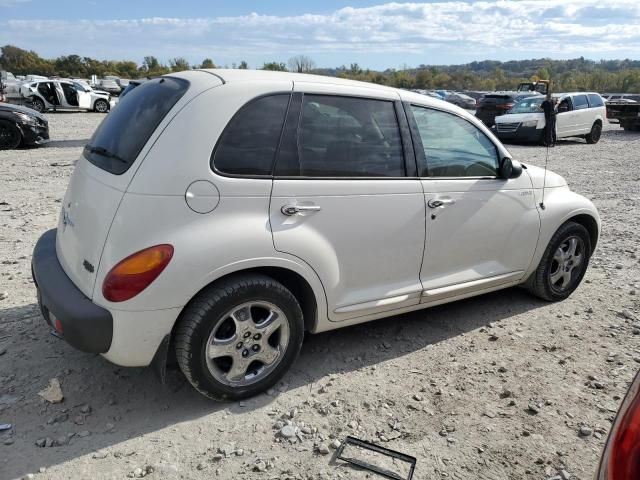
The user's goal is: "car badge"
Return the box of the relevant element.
[61,206,74,231]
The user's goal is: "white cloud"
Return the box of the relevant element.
[1,1,640,66]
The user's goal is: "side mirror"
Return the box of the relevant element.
[499,157,523,179]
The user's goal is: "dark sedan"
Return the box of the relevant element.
[0,102,49,150]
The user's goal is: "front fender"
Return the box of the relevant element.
[525,186,600,278]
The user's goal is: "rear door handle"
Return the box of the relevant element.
[281,204,322,216]
[428,198,455,208]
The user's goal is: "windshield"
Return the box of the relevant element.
[84,76,189,175]
[101,80,118,87]
[509,97,544,114]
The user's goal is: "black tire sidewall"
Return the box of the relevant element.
[31,98,45,113]
[587,123,601,144]
[538,223,591,301]
[182,279,303,401]
[0,120,22,150]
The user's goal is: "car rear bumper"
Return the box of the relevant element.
[32,229,113,353]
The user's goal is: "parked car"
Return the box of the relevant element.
[445,92,477,110]
[595,369,640,479]
[97,79,122,96]
[31,70,600,401]
[0,102,49,150]
[20,80,112,113]
[476,91,543,127]
[477,92,544,127]
[1,70,21,102]
[494,92,606,144]
[603,93,640,103]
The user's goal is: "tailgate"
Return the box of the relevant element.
[56,160,124,298]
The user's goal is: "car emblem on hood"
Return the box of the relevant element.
[61,206,74,230]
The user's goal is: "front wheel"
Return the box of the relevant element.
[94,99,109,113]
[585,122,602,144]
[524,221,591,301]
[0,120,22,150]
[175,274,304,401]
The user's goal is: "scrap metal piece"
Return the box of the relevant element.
[336,435,416,480]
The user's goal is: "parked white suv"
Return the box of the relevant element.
[32,70,600,400]
[495,92,606,144]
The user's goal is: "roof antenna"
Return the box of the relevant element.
[539,144,549,210]
[539,80,553,211]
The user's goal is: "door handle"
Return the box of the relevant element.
[428,198,455,209]
[281,204,321,216]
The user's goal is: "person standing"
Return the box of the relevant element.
[541,93,556,146]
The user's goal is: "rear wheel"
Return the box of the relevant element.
[175,274,304,401]
[94,99,109,113]
[524,221,591,301]
[0,120,22,150]
[585,122,602,144]
[29,97,45,113]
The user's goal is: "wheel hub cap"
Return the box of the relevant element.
[205,301,289,387]
[549,236,584,291]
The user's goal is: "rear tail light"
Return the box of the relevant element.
[497,103,514,110]
[597,370,640,479]
[102,244,173,302]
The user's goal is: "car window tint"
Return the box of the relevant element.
[84,76,189,175]
[587,94,604,108]
[410,106,498,177]
[573,95,589,110]
[212,94,290,176]
[293,95,404,177]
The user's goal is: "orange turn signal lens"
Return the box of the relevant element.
[102,244,173,302]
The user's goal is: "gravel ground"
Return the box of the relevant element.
[1,113,639,480]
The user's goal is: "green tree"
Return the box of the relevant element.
[262,61,287,71]
[200,58,215,69]
[238,60,248,69]
[169,57,190,72]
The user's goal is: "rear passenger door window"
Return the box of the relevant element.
[410,106,498,177]
[212,94,290,176]
[291,95,405,177]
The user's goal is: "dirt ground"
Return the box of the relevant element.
[0,112,639,480]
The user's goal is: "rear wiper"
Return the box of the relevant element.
[84,145,127,163]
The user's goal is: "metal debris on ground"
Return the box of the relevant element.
[336,436,416,480]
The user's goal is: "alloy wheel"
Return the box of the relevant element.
[205,301,290,387]
[549,236,585,292]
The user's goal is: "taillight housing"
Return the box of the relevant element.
[498,103,514,110]
[102,244,174,302]
[597,370,640,479]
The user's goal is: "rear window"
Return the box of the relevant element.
[84,77,189,175]
[587,94,604,107]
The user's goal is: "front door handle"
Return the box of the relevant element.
[281,204,322,216]
[428,198,456,209]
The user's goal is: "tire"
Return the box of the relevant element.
[29,97,45,113]
[524,221,591,301]
[94,99,109,113]
[0,120,22,150]
[585,122,602,144]
[175,274,304,401]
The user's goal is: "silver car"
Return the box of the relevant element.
[20,79,112,113]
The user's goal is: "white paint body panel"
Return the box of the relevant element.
[52,70,600,367]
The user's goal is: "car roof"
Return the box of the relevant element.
[198,68,398,93]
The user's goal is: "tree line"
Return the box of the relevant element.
[2,45,639,93]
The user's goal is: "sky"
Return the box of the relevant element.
[1,0,640,69]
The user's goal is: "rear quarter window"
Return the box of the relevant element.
[83,77,189,175]
[211,94,290,176]
[573,95,589,110]
[587,94,604,107]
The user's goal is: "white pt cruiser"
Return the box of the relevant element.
[32,70,600,401]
